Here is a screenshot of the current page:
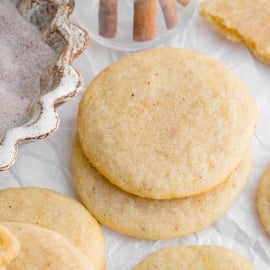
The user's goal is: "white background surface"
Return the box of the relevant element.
[1,0,270,269]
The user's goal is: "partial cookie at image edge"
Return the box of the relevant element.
[199,0,270,64]
[132,246,256,270]
[0,225,20,267]
[257,165,270,236]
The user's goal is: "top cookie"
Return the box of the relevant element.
[78,47,257,199]
[199,0,270,64]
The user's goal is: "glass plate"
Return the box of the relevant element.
[75,0,197,51]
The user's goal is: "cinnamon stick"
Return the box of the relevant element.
[177,0,190,6]
[133,0,157,42]
[99,0,117,38]
[159,0,178,29]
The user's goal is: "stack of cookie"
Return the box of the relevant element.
[73,47,258,240]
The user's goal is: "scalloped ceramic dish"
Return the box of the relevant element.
[0,0,89,171]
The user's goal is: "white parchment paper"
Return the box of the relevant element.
[1,1,270,269]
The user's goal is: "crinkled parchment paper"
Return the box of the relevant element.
[1,0,270,269]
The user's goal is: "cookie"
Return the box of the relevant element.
[78,47,257,199]
[199,0,270,64]
[0,188,105,270]
[72,138,253,240]
[0,225,20,266]
[257,165,270,235]
[132,246,256,269]
[1,222,94,270]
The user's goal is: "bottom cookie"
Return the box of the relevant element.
[72,138,253,240]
